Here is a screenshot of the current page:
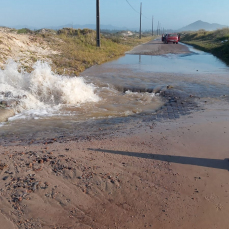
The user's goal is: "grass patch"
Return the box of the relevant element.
[46,28,153,75]
[17,28,33,34]
[181,28,229,64]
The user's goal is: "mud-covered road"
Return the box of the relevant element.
[0,39,229,229]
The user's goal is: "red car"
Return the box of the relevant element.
[164,33,179,44]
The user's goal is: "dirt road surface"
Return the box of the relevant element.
[0,40,229,229]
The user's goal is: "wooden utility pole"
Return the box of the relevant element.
[96,0,100,47]
[139,2,142,39]
[152,16,154,36]
[157,21,159,35]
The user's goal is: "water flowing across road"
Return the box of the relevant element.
[0,40,229,143]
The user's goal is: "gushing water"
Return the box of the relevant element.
[0,60,162,124]
[0,60,100,119]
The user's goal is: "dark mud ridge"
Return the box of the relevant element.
[143,88,200,122]
[116,85,167,94]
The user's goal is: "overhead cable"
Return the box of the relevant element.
[125,0,150,20]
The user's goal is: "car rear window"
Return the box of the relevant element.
[168,34,177,37]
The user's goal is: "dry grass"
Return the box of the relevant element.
[181,28,229,64]
[46,29,153,75]
[0,27,153,75]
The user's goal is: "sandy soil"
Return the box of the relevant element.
[0,102,229,229]
[0,108,15,122]
[126,38,191,55]
[0,27,58,69]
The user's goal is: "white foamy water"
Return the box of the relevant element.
[0,60,100,119]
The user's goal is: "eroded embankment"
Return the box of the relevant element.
[0,27,58,69]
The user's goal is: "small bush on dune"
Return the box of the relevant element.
[212,28,229,39]
[57,28,97,46]
[57,28,95,36]
[17,28,33,34]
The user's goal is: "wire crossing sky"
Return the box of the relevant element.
[125,0,139,14]
[0,0,228,30]
[125,0,150,20]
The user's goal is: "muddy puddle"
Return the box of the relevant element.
[82,45,229,97]
[0,44,229,143]
[97,48,228,74]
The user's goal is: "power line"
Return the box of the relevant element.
[125,0,139,14]
[125,0,150,20]
[142,14,149,20]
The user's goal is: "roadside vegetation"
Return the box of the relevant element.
[17,28,33,34]
[181,28,229,64]
[49,28,153,75]
[16,27,153,75]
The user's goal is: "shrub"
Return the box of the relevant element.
[17,28,33,34]
[181,28,229,64]
[57,28,95,36]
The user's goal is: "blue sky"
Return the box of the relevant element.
[0,0,229,30]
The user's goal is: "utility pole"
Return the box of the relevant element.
[96,0,100,47]
[152,16,154,36]
[158,23,160,35]
[139,2,142,39]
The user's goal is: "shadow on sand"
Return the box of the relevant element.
[88,148,229,171]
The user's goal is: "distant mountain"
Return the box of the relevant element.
[13,25,38,30]
[179,20,228,31]
[12,24,137,31]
